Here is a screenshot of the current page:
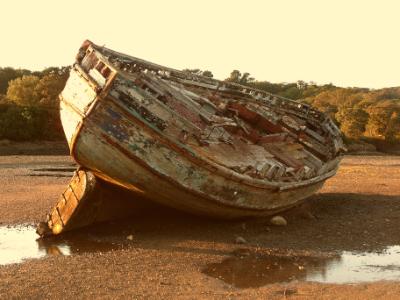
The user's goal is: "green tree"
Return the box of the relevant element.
[0,94,9,104]
[35,73,68,107]
[0,67,31,94]
[6,75,41,106]
[202,70,213,78]
[250,81,283,94]
[365,102,400,141]
[336,108,369,139]
[278,84,301,100]
[385,111,400,142]
[0,105,47,140]
[183,69,213,78]
[225,70,254,85]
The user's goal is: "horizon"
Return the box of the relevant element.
[1,0,400,89]
[1,63,399,91]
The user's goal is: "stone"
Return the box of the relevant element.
[36,222,52,237]
[235,236,247,244]
[301,211,316,220]
[126,235,134,240]
[270,215,287,226]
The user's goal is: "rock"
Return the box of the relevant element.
[36,222,52,237]
[126,235,134,241]
[301,211,316,220]
[270,216,287,226]
[233,248,251,256]
[235,236,247,244]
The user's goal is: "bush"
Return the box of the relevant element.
[0,104,64,141]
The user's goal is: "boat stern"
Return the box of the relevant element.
[60,68,98,149]
[60,41,117,152]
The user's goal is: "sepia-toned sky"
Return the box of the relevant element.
[1,0,399,88]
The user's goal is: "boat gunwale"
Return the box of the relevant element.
[88,42,327,123]
[88,40,343,144]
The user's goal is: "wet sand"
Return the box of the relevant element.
[1,154,400,299]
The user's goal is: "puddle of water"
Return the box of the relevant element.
[309,246,400,284]
[0,225,47,265]
[0,225,123,265]
[203,247,400,288]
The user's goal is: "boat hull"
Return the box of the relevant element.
[46,40,345,234]
[70,94,327,219]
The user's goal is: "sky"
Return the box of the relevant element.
[1,0,399,89]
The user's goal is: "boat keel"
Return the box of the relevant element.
[37,169,145,237]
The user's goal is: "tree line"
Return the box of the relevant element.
[1,66,399,150]
[223,69,400,150]
[0,66,69,140]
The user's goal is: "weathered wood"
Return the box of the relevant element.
[39,40,345,233]
[38,169,150,236]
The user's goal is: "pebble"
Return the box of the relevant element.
[126,235,134,240]
[270,216,287,226]
[235,236,247,244]
[302,211,316,220]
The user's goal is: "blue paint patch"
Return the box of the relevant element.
[100,122,128,142]
[105,107,122,121]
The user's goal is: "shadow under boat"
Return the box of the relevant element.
[37,169,158,237]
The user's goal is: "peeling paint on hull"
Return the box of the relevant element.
[40,40,344,235]
[73,97,325,218]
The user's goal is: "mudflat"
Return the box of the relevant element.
[1,154,400,299]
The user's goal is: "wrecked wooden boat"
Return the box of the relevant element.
[39,40,345,236]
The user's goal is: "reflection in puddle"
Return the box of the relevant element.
[0,225,122,265]
[0,225,47,265]
[3,224,400,286]
[203,251,334,288]
[309,246,400,283]
[203,247,400,288]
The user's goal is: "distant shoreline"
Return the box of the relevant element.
[0,140,69,156]
[0,139,398,157]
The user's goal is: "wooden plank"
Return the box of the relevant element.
[263,144,304,170]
